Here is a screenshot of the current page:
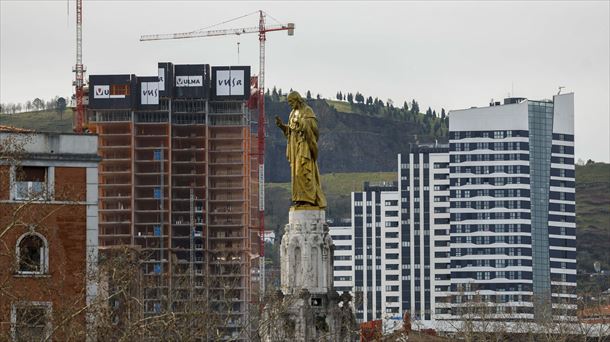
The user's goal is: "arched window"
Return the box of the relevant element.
[16,233,48,275]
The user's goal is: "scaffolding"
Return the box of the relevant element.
[90,96,256,339]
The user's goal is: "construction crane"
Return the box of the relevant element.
[140,10,294,297]
[72,0,86,134]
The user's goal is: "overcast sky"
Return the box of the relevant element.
[1,1,608,162]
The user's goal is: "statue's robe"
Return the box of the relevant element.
[279,105,327,208]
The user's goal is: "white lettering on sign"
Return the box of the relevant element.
[175,75,203,87]
[141,82,159,105]
[258,164,264,211]
[93,85,109,99]
[158,68,165,91]
[216,69,245,96]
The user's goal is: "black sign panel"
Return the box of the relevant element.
[89,74,136,110]
[211,66,251,100]
[137,76,161,109]
[173,64,209,99]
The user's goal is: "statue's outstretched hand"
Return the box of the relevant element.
[275,116,284,127]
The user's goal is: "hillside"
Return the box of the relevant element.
[0,110,73,132]
[575,163,610,292]
[265,97,447,182]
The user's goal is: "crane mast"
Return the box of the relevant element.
[257,10,267,298]
[140,11,294,298]
[73,0,85,134]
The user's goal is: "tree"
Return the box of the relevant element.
[271,87,279,102]
[56,97,67,120]
[306,90,312,100]
[355,92,364,104]
[25,100,32,112]
[426,107,433,116]
[316,94,321,100]
[410,100,419,115]
[441,108,446,120]
[33,98,44,111]
[403,101,409,112]
[347,93,353,104]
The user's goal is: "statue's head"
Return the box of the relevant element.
[287,91,305,110]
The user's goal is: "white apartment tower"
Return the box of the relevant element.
[398,146,451,322]
[448,94,576,320]
[347,145,450,325]
[334,93,576,328]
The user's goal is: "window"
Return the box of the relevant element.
[16,233,48,275]
[11,302,52,341]
[15,166,47,200]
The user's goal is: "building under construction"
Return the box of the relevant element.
[87,63,260,339]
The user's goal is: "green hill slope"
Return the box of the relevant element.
[0,110,73,132]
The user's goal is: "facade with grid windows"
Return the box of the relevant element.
[448,94,576,321]
[87,63,260,340]
[329,225,354,293]
[348,146,450,327]
[398,146,451,323]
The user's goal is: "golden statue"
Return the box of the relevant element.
[275,91,327,209]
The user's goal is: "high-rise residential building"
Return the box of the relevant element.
[347,146,450,326]
[87,63,260,339]
[0,129,99,341]
[329,225,354,293]
[398,146,451,322]
[448,94,576,321]
[351,181,399,322]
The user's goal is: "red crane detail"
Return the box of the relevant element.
[73,0,85,134]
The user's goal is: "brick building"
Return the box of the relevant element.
[0,129,99,341]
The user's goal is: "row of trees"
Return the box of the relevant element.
[335,90,448,119]
[263,86,448,139]
[0,96,68,117]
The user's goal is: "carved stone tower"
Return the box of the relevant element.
[281,210,333,295]
[260,209,355,341]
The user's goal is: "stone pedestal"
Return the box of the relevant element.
[280,210,333,295]
[260,209,356,342]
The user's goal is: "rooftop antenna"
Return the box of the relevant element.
[237,41,240,64]
[557,86,565,95]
